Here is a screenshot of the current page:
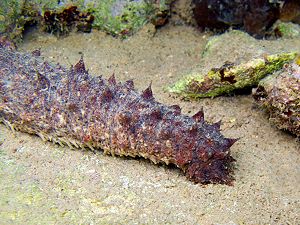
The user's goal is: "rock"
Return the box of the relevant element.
[89,0,155,37]
[0,0,33,42]
[280,0,300,24]
[46,0,174,37]
[253,61,300,136]
[170,0,195,25]
[193,0,280,38]
[0,0,175,40]
[43,5,94,35]
[168,52,297,99]
[201,30,264,61]
[273,21,300,38]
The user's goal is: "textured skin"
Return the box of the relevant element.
[0,45,236,185]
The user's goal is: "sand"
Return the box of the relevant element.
[0,24,299,224]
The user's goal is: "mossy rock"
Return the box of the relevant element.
[168,52,297,99]
[82,0,173,37]
[31,0,161,36]
[201,30,264,60]
[0,0,174,40]
[273,21,300,38]
[87,0,155,36]
[0,0,26,41]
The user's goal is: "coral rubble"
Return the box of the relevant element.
[253,61,300,136]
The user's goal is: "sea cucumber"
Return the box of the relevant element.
[0,42,236,185]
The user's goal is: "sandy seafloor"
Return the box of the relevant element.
[0,24,299,224]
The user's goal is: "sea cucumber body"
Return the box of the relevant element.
[0,45,235,185]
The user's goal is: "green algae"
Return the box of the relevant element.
[1,0,172,40]
[168,52,297,99]
[88,0,155,37]
[85,0,173,37]
[274,21,300,38]
[32,0,157,37]
[0,0,26,41]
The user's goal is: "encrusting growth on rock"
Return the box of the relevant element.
[0,40,236,185]
[168,52,297,99]
[253,61,300,137]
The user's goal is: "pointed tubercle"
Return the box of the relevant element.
[74,56,88,74]
[124,79,134,90]
[141,82,154,100]
[192,109,204,122]
[225,138,239,148]
[108,73,117,86]
[170,104,181,114]
[213,120,222,129]
[31,49,41,57]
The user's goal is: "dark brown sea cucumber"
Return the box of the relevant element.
[0,43,236,185]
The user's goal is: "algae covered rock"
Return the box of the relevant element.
[89,0,173,36]
[0,0,31,41]
[273,21,300,38]
[201,30,264,61]
[39,0,172,37]
[88,0,153,36]
[0,0,76,40]
[168,52,297,99]
[253,62,300,137]
[43,5,94,35]
[0,0,22,34]
[1,0,173,40]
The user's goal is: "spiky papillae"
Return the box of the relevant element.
[0,45,236,185]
